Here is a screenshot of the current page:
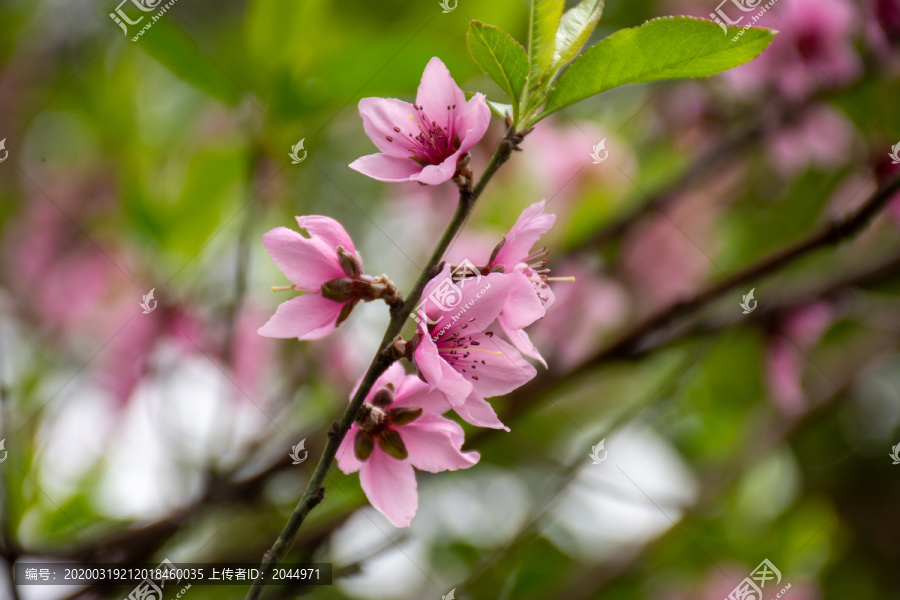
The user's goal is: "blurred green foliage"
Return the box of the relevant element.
[1,0,900,599]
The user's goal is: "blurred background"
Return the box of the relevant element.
[1,0,900,598]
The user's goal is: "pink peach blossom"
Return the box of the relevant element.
[349,57,491,185]
[335,363,479,527]
[486,200,557,366]
[414,266,536,430]
[258,216,380,341]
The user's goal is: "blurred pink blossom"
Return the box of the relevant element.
[864,0,900,57]
[444,229,500,266]
[770,105,855,175]
[531,259,630,369]
[725,0,862,100]
[620,194,718,310]
[688,566,820,600]
[5,205,111,329]
[518,120,606,205]
[97,303,271,407]
[765,301,834,415]
[96,305,206,406]
[230,306,275,400]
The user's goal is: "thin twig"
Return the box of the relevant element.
[572,175,900,375]
[647,249,900,351]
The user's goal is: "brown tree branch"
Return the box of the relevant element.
[571,175,900,375]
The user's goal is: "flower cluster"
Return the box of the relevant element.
[260,58,559,527]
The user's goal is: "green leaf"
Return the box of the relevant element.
[543,16,776,116]
[528,0,565,82]
[138,20,240,105]
[552,0,605,71]
[467,21,530,105]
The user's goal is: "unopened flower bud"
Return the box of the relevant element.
[337,246,364,279]
[383,336,407,361]
[378,429,408,460]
